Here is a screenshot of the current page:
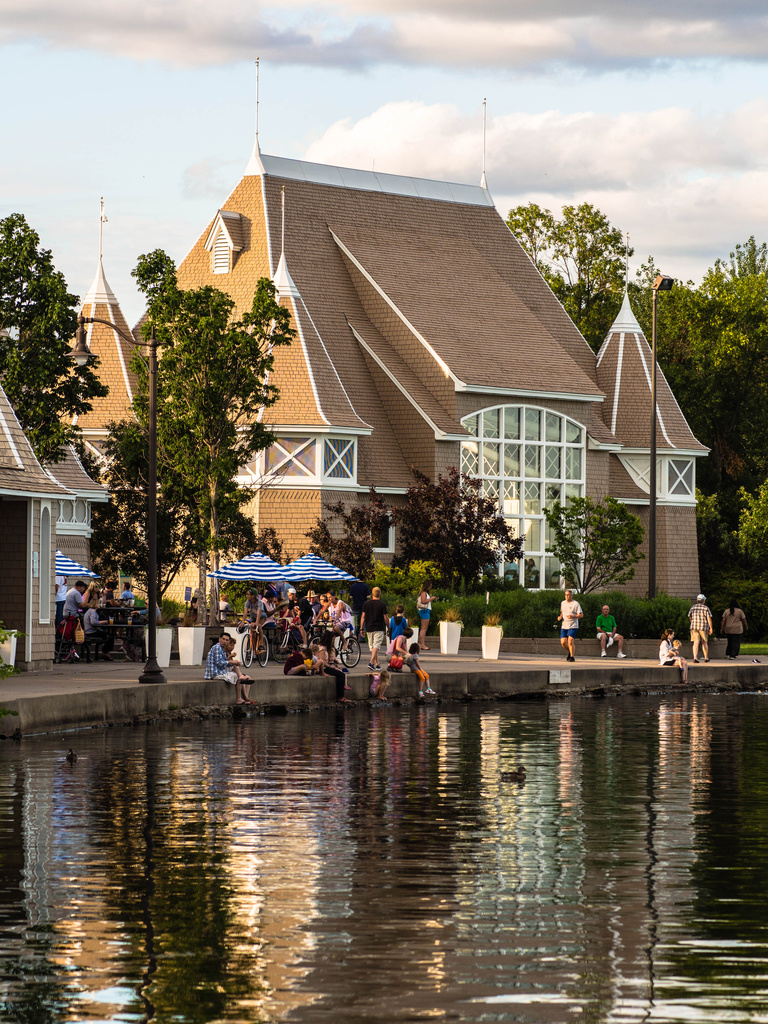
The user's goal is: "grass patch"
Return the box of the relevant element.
[740,644,768,656]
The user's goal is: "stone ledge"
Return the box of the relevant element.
[458,636,727,660]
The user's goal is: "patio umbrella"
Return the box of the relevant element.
[55,551,100,578]
[207,551,301,582]
[281,552,358,582]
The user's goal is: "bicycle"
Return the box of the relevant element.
[309,623,361,668]
[271,624,301,664]
[237,621,270,668]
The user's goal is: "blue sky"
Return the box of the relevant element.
[2,1,768,325]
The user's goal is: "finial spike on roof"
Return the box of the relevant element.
[480,98,488,190]
[609,289,642,334]
[245,58,266,176]
[83,242,117,307]
[274,251,300,299]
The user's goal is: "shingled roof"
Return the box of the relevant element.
[75,258,138,434]
[596,291,707,452]
[0,386,71,499]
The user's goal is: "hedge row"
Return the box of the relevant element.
[386,590,697,641]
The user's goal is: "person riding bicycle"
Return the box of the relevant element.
[240,588,264,656]
[278,600,304,644]
[328,593,353,651]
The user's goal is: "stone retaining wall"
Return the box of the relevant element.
[459,636,727,660]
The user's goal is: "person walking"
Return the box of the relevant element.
[558,589,583,662]
[688,593,713,663]
[416,579,433,650]
[721,600,748,660]
[360,586,388,670]
[349,579,371,634]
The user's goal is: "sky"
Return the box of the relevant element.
[2,0,768,326]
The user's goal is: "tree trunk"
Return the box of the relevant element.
[198,550,208,626]
[209,485,221,626]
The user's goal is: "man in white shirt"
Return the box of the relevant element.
[55,576,67,626]
[558,589,583,662]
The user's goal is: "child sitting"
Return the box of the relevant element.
[406,641,435,697]
[369,669,391,700]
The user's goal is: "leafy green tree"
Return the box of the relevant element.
[392,467,522,586]
[0,213,107,463]
[544,496,644,594]
[131,251,295,623]
[305,488,390,581]
[507,201,630,350]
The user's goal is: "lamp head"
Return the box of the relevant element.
[652,274,674,292]
[70,316,91,367]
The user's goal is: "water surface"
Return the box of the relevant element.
[1,693,768,1023]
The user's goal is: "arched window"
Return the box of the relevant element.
[461,406,585,589]
[39,504,51,622]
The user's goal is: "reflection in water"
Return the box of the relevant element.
[1,694,768,1022]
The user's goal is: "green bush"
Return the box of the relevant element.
[378,588,694,639]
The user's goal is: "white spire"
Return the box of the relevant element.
[84,198,117,305]
[274,186,299,298]
[610,290,642,333]
[245,57,266,176]
[83,258,117,306]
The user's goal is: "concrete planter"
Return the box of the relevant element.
[144,627,173,668]
[439,620,462,655]
[0,630,17,668]
[481,625,503,660]
[178,626,206,666]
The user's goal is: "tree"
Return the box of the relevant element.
[305,488,391,581]
[392,468,522,585]
[544,496,644,594]
[507,201,630,351]
[0,213,107,463]
[131,251,295,623]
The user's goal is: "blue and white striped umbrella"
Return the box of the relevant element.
[281,552,358,582]
[55,550,100,578]
[207,551,301,582]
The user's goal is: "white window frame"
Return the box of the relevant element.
[373,523,395,554]
[461,404,586,590]
[39,502,51,623]
[237,434,358,489]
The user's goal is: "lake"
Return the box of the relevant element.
[1,692,768,1023]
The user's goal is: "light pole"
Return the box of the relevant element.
[71,314,166,684]
[648,274,674,599]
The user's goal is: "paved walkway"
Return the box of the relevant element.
[0,647,752,700]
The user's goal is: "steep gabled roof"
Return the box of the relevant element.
[75,258,138,431]
[596,292,707,453]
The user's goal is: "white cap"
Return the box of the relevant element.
[697,593,706,601]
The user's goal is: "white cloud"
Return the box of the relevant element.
[303,100,768,283]
[2,0,768,69]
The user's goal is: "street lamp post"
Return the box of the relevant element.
[71,314,166,684]
[648,274,674,600]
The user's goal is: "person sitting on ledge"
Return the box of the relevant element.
[659,629,688,682]
[283,646,317,676]
[205,634,255,705]
[596,605,627,659]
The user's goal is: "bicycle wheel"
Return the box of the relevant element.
[340,635,361,668]
[242,632,254,668]
[272,632,296,665]
[257,633,270,667]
